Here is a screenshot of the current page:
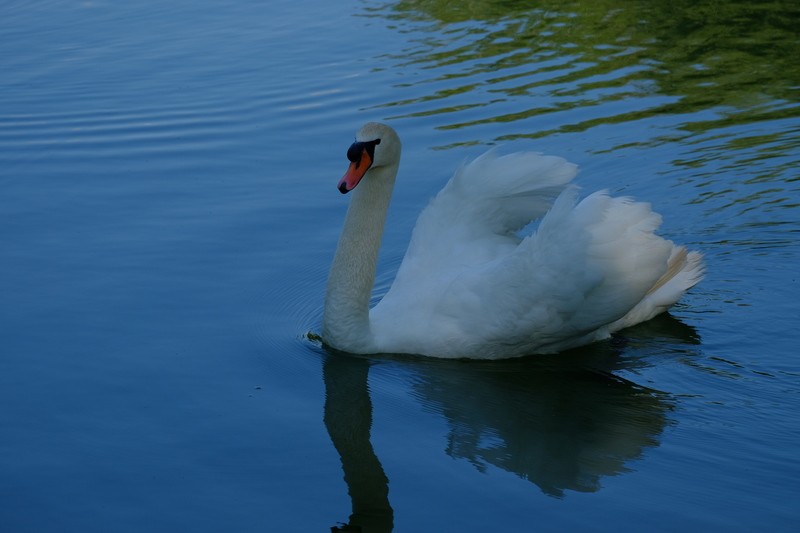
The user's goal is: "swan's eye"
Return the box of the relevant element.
[346,142,362,163]
[346,139,382,164]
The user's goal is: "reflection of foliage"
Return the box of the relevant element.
[367,0,800,218]
[372,0,800,143]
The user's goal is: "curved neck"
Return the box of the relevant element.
[323,163,399,352]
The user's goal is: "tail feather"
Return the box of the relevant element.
[610,247,705,332]
[648,247,704,295]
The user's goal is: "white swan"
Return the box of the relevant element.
[322,122,704,359]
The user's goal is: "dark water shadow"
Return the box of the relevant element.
[320,314,700,531]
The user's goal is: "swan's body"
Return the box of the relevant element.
[322,122,704,359]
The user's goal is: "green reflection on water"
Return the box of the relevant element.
[370,0,800,145]
[364,0,800,225]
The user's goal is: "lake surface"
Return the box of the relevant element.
[2,0,799,531]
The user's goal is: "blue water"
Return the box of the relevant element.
[2,1,799,531]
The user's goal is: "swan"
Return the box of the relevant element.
[322,122,704,359]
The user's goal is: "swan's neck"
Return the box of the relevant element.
[323,164,398,352]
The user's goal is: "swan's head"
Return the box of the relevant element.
[338,122,401,194]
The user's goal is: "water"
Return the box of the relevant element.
[1,0,798,531]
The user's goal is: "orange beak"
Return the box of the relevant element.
[338,148,373,194]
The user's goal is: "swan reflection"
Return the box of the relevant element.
[324,315,699,530]
[413,359,669,497]
[325,355,393,533]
